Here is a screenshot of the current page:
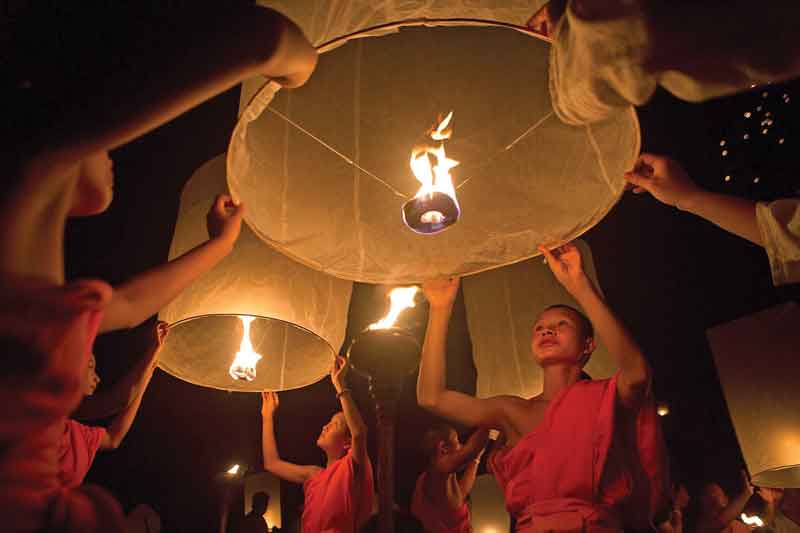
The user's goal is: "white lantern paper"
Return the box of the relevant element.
[463,240,615,399]
[707,302,800,488]
[470,474,510,533]
[228,0,640,284]
[244,472,281,529]
[157,155,353,392]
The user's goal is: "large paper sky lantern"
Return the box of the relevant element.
[463,240,616,399]
[229,0,640,284]
[157,155,353,392]
[708,303,800,488]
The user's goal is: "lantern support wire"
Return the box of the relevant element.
[266,107,408,199]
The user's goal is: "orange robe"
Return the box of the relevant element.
[410,471,472,533]
[302,449,374,532]
[488,372,668,532]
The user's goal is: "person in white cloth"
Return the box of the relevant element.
[527,1,800,125]
[624,153,800,286]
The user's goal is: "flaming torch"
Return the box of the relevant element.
[348,287,422,533]
[229,316,263,381]
[402,112,462,234]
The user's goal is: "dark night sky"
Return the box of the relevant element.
[4,3,799,532]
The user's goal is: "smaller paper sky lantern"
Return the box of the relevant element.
[708,303,800,488]
[157,155,353,392]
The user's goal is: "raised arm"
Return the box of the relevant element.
[699,471,754,530]
[100,195,242,332]
[261,391,321,485]
[330,356,368,466]
[416,278,506,429]
[99,321,166,450]
[454,430,489,496]
[19,5,316,186]
[76,321,167,420]
[540,243,651,407]
[624,153,762,245]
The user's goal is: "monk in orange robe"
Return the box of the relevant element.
[417,242,669,531]
[262,356,374,532]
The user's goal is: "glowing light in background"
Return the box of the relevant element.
[226,464,240,476]
[741,513,763,527]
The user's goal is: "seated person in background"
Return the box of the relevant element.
[238,491,271,533]
[527,1,800,125]
[695,471,753,533]
[261,356,374,533]
[411,424,488,533]
[624,153,800,286]
[61,321,168,489]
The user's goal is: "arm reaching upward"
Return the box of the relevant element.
[540,243,651,407]
[454,430,488,496]
[416,278,507,429]
[100,195,243,332]
[699,471,754,530]
[99,321,167,450]
[624,153,762,245]
[330,356,368,466]
[261,391,322,484]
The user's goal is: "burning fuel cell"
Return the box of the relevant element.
[402,112,462,234]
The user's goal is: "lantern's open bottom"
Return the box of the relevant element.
[158,314,336,392]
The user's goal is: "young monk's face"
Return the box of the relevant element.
[82,353,101,396]
[441,430,461,455]
[316,412,349,451]
[531,308,586,366]
[701,483,728,510]
[71,151,114,216]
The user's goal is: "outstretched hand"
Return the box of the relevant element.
[206,194,245,248]
[261,391,279,417]
[539,242,587,293]
[330,355,349,393]
[624,153,703,210]
[422,277,460,309]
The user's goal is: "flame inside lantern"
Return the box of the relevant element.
[402,112,462,234]
[229,316,263,381]
[741,513,763,527]
[368,286,419,330]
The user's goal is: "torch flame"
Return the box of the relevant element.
[228,316,263,381]
[410,112,461,205]
[741,513,763,527]
[368,286,419,330]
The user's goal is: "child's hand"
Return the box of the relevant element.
[261,391,279,417]
[330,355,349,393]
[422,277,460,309]
[624,154,703,210]
[539,242,587,293]
[206,194,245,248]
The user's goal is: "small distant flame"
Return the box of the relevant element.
[656,403,670,417]
[368,287,419,330]
[410,112,460,212]
[229,316,263,381]
[227,464,240,475]
[741,513,763,527]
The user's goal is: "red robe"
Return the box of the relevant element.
[302,449,375,532]
[0,284,126,532]
[488,372,668,532]
[410,471,472,533]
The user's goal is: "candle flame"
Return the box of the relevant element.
[410,112,461,206]
[368,287,419,330]
[229,316,263,381]
[657,403,669,416]
[741,513,763,527]
[227,464,240,475]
